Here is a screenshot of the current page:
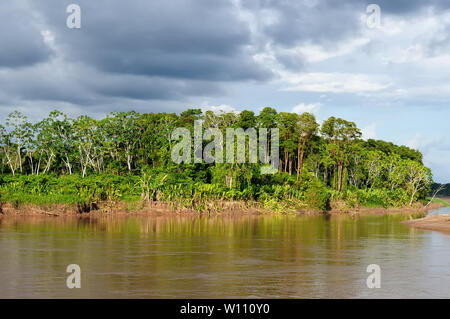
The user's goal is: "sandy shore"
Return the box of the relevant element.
[401,214,450,234]
[328,201,444,216]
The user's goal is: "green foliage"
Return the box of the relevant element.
[430,183,450,197]
[0,109,435,212]
[304,180,330,211]
[0,174,138,208]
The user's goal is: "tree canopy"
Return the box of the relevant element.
[0,108,433,211]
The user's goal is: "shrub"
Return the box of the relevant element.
[304,181,330,211]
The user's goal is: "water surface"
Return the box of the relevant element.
[429,205,450,215]
[0,210,449,298]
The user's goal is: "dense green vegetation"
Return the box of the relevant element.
[431,183,450,197]
[0,108,432,212]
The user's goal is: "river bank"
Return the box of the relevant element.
[0,198,446,218]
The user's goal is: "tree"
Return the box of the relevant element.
[5,111,33,174]
[34,111,72,175]
[49,111,75,175]
[257,107,277,128]
[0,124,11,174]
[73,115,104,177]
[277,112,298,174]
[257,107,277,163]
[0,108,434,209]
[237,110,256,129]
[179,109,202,128]
[295,112,318,183]
[347,143,365,188]
[365,150,384,189]
[403,160,432,205]
[385,153,403,190]
[321,117,361,191]
[103,111,140,172]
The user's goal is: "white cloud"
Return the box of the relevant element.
[292,102,321,115]
[40,30,55,46]
[361,123,377,140]
[406,133,422,150]
[280,72,391,93]
[296,37,371,63]
[200,103,240,114]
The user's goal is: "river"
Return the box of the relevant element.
[0,209,449,298]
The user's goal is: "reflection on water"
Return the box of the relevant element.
[0,212,449,298]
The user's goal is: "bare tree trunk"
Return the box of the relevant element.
[284,151,288,173]
[409,190,416,206]
[425,184,444,207]
[289,156,292,176]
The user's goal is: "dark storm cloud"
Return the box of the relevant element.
[31,0,270,81]
[361,0,450,14]
[242,0,362,48]
[0,66,95,106]
[0,60,225,107]
[0,2,53,68]
[0,0,273,107]
[0,0,448,110]
[242,0,450,48]
[91,75,226,101]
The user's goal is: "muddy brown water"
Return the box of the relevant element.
[0,209,449,298]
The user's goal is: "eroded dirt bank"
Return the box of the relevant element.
[0,201,279,217]
[0,199,445,218]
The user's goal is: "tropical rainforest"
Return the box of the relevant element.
[0,108,432,213]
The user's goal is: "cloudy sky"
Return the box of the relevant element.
[1,0,450,181]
